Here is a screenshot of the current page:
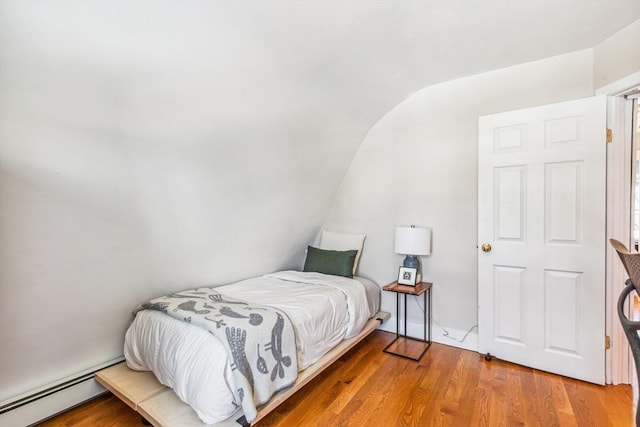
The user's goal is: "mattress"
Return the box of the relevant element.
[124,271,380,424]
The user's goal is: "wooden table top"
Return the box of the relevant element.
[383,281,432,295]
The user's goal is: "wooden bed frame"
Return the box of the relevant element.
[95,311,390,427]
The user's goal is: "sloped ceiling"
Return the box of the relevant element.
[5,1,640,146]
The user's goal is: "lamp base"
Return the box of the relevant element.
[403,255,419,269]
[403,255,422,284]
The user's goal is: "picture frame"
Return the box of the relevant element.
[398,266,418,286]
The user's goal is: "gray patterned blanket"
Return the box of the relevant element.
[134,287,298,422]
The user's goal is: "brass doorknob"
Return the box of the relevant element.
[481,243,492,252]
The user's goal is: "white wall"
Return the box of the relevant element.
[594,19,640,91]
[323,50,595,346]
[0,2,365,402]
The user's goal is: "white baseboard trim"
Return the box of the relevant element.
[0,357,124,427]
[0,379,105,427]
[379,318,478,352]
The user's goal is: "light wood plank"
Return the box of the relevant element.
[138,389,241,427]
[94,362,166,411]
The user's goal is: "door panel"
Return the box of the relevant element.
[494,265,526,345]
[545,161,582,244]
[544,269,581,354]
[495,166,525,241]
[478,96,606,384]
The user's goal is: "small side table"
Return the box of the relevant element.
[382,281,432,361]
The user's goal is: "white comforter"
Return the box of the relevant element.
[124,271,378,424]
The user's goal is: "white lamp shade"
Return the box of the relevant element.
[395,226,431,256]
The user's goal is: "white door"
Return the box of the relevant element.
[478,96,607,384]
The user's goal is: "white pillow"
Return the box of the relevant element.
[319,230,366,276]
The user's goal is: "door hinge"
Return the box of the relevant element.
[605,335,611,350]
[606,128,613,144]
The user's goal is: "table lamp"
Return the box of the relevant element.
[395,225,431,283]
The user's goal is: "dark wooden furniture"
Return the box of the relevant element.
[382,281,432,361]
[618,280,640,427]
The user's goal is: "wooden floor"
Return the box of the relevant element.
[38,331,633,427]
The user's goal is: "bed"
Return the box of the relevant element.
[96,231,389,427]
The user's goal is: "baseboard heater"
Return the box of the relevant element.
[0,357,124,427]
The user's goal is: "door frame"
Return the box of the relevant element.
[598,72,640,385]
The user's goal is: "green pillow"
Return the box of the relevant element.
[303,246,357,278]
